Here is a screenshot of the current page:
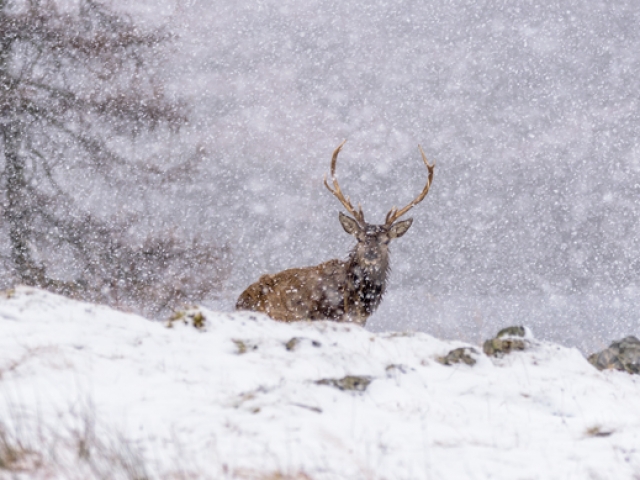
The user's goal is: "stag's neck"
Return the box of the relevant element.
[347,254,390,285]
[345,251,390,316]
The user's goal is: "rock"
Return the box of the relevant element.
[438,347,480,366]
[285,337,300,351]
[483,325,528,357]
[285,337,322,351]
[232,339,258,354]
[385,364,412,376]
[588,336,640,374]
[496,326,526,338]
[316,375,372,391]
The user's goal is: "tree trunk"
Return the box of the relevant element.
[2,121,44,285]
[0,12,44,285]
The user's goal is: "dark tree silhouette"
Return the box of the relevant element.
[0,0,227,316]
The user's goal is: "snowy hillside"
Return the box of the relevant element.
[1,287,639,479]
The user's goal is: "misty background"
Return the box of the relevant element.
[3,0,640,352]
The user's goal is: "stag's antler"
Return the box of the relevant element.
[384,145,435,226]
[323,140,366,225]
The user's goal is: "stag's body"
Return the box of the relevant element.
[236,243,389,326]
[236,140,434,326]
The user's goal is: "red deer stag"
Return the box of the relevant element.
[236,140,435,326]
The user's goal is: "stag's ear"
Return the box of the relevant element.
[388,218,413,238]
[339,212,361,235]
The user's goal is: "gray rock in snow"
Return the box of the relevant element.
[588,336,640,374]
[483,325,528,357]
[316,375,372,392]
[438,347,480,366]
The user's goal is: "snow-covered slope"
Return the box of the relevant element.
[1,287,639,479]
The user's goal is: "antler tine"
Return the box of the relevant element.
[323,140,366,225]
[385,144,435,226]
[329,139,347,178]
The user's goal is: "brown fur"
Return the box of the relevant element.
[236,219,402,326]
[236,259,351,323]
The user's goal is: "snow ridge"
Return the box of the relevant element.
[1,287,639,479]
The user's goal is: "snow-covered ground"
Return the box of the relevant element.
[1,286,640,479]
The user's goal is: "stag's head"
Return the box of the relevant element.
[324,140,435,267]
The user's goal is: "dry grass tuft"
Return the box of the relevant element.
[585,425,614,438]
[233,469,314,480]
[0,422,40,472]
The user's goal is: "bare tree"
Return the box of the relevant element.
[0,0,227,315]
